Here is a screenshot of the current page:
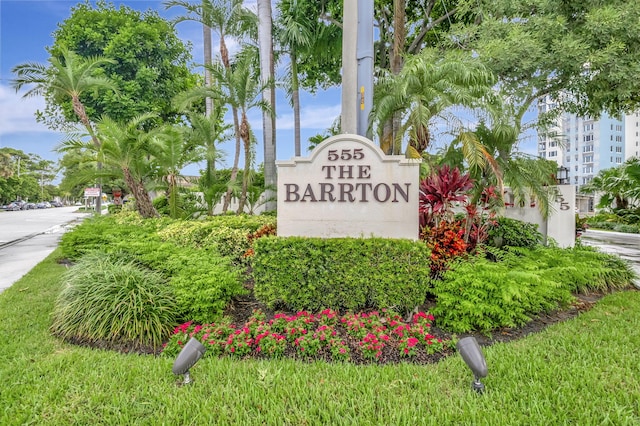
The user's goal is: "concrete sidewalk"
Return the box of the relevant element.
[0,223,79,293]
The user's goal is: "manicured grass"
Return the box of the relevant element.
[1,250,640,425]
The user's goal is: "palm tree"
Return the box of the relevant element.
[164,0,215,116]
[166,0,255,214]
[276,0,313,157]
[208,49,272,214]
[257,0,276,212]
[165,0,255,80]
[148,124,205,219]
[11,48,117,214]
[371,48,498,158]
[582,158,640,210]
[441,117,558,216]
[182,108,231,215]
[60,114,161,218]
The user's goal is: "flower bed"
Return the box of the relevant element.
[162,309,455,365]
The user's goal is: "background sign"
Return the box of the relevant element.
[84,187,100,197]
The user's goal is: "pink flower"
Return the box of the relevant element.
[407,337,419,347]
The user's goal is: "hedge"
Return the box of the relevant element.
[252,237,432,313]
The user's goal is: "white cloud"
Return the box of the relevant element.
[0,85,54,136]
[277,104,342,130]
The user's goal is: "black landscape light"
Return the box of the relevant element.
[172,337,206,385]
[456,337,488,393]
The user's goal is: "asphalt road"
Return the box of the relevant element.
[0,206,91,292]
[579,229,640,288]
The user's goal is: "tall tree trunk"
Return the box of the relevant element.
[258,0,277,212]
[237,115,251,214]
[391,0,406,155]
[204,24,213,117]
[72,95,102,214]
[123,168,158,218]
[203,23,215,215]
[222,106,242,212]
[291,50,301,156]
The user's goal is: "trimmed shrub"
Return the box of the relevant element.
[50,251,178,349]
[252,237,432,313]
[486,217,543,248]
[156,218,275,265]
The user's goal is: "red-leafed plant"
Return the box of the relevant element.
[419,165,473,229]
[421,220,468,277]
[419,166,499,275]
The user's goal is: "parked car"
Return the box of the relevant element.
[22,202,36,210]
[3,202,22,211]
[35,202,47,209]
[50,201,63,207]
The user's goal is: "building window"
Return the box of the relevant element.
[616,157,622,164]
[615,146,622,153]
[549,151,557,157]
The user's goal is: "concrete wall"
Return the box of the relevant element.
[503,185,576,248]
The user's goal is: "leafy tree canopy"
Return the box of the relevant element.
[450,0,640,118]
[45,0,198,127]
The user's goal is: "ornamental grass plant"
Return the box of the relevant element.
[50,251,177,350]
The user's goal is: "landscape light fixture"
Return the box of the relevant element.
[456,336,488,393]
[172,337,206,385]
[556,165,570,185]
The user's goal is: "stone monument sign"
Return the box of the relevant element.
[276,134,421,239]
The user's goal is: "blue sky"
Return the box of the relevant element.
[0,0,537,178]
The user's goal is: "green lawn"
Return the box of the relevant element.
[1,250,639,425]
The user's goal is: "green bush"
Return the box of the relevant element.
[532,246,637,292]
[431,245,637,333]
[487,217,543,248]
[60,215,247,323]
[107,204,123,214]
[252,237,432,313]
[613,224,640,234]
[431,255,571,333]
[50,251,178,349]
[587,221,616,231]
[156,215,276,264]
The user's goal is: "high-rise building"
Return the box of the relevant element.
[537,97,625,188]
[624,113,640,160]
